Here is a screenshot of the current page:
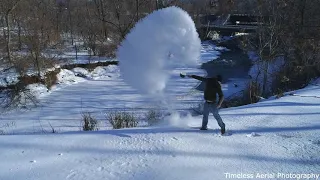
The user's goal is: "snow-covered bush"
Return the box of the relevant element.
[2,83,43,110]
[0,122,16,135]
[97,44,117,57]
[107,111,138,129]
[72,67,90,78]
[44,69,60,89]
[57,69,86,85]
[145,109,162,126]
[81,112,99,131]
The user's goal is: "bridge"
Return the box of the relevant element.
[197,14,260,38]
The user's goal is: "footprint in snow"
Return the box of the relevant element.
[97,166,105,171]
[171,137,178,141]
[110,172,121,177]
[246,132,260,137]
[276,134,295,138]
[213,130,232,137]
[66,170,76,179]
[30,160,36,163]
[310,140,320,145]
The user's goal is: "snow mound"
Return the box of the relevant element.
[91,67,112,79]
[117,6,201,95]
[246,132,260,137]
[26,84,49,98]
[56,65,120,87]
[91,65,120,79]
[57,69,86,85]
[72,67,90,78]
[71,65,120,80]
[104,65,120,74]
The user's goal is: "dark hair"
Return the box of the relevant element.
[216,75,222,82]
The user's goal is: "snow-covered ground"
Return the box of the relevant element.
[201,40,229,63]
[0,62,249,132]
[0,72,319,179]
[0,65,203,133]
[0,60,319,179]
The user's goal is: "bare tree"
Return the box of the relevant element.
[0,0,22,63]
[242,0,320,97]
[16,0,61,78]
[93,0,109,40]
[241,1,285,97]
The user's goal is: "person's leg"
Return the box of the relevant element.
[201,102,209,130]
[212,105,225,133]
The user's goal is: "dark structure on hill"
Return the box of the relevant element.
[198,14,260,39]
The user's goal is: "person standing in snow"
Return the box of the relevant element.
[181,74,226,134]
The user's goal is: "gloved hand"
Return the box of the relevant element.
[180,73,186,78]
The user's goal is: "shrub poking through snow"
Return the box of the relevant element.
[44,69,60,89]
[81,112,99,131]
[107,111,138,129]
[145,109,162,126]
[48,121,57,133]
[0,121,16,135]
[2,84,40,110]
[275,88,285,99]
[246,81,261,104]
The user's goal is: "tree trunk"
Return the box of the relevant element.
[34,44,41,78]
[262,60,269,96]
[99,0,108,39]
[75,43,78,60]
[17,20,22,50]
[5,13,12,63]
[136,0,139,22]
[67,2,74,45]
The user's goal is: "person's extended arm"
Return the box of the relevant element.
[217,82,224,108]
[187,75,206,81]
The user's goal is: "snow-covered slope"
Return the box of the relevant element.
[201,40,229,62]
[0,67,319,180]
[0,64,246,133]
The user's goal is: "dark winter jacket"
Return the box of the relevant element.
[190,75,224,104]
